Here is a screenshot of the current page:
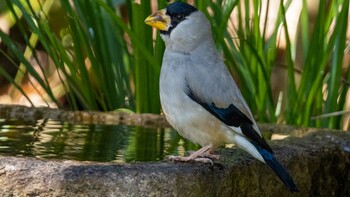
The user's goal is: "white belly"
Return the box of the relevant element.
[160,89,231,147]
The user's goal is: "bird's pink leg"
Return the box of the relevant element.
[167,144,219,164]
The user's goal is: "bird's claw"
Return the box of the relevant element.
[193,157,214,164]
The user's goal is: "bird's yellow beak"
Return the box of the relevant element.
[144,9,171,31]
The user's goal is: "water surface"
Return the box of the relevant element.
[0,118,198,162]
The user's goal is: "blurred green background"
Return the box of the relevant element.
[0,0,349,130]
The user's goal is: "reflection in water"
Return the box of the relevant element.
[0,118,198,162]
[126,127,163,162]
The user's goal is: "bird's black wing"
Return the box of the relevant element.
[186,85,273,153]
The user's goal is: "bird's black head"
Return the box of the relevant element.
[161,2,198,35]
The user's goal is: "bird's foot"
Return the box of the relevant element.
[166,144,219,164]
[186,151,220,160]
[167,155,214,164]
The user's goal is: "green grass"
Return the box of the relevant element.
[0,0,163,112]
[0,0,349,129]
[285,0,349,128]
[197,0,349,129]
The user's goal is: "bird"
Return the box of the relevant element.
[144,1,299,192]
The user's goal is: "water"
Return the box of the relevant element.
[0,118,198,162]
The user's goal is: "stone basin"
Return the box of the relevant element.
[0,105,349,196]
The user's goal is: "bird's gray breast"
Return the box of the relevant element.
[159,51,189,111]
[159,51,200,132]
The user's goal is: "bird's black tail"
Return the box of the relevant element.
[256,145,300,192]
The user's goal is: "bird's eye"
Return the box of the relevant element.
[176,14,185,20]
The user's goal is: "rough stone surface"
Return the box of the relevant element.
[0,129,349,196]
[0,104,170,128]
